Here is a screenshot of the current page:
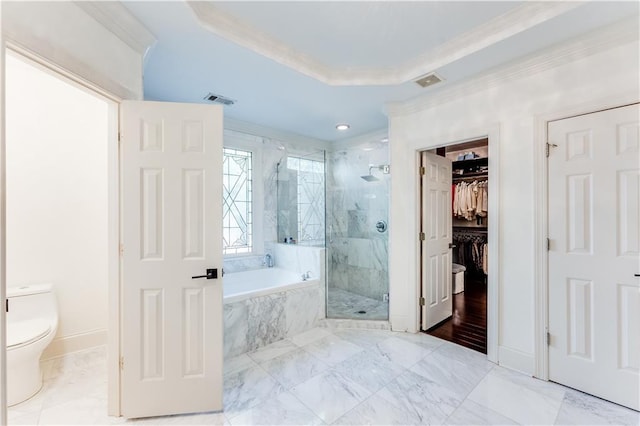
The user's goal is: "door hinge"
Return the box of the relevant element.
[119,356,124,370]
[546,332,551,346]
[118,132,122,143]
[419,297,426,306]
[419,232,426,241]
[119,243,124,257]
[546,238,550,251]
[546,142,558,157]
[419,166,426,176]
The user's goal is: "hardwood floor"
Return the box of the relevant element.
[426,276,487,354]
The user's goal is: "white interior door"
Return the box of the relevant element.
[120,101,224,418]
[548,103,639,410]
[421,152,453,330]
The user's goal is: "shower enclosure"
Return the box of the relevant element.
[276,141,390,321]
[325,142,390,320]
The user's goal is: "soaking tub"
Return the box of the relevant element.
[223,267,317,303]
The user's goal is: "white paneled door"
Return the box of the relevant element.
[120,101,224,418]
[548,103,639,410]
[421,152,453,330]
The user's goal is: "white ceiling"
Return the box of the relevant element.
[122,1,639,142]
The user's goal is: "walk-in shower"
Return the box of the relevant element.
[275,142,390,321]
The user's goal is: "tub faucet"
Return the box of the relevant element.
[263,253,274,268]
[301,271,312,281]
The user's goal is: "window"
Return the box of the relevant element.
[288,156,325,245]
[223,148,253,255]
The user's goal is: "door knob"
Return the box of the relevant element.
[192,268,218,280]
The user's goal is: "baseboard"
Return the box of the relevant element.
[42,329,108,360]
[498,345,535,375]
[390,314,411,332]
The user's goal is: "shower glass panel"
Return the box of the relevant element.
[325,142,389,320]
[276,150,326,247]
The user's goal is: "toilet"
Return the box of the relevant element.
[7,283,58,406]
[452,263,466,294]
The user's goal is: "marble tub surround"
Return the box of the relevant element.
[8,328,639,425]
[224,282,324,358]
[223,255,265,274]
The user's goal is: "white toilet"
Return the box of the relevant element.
[7,283,58,406]
[452,263,466,294]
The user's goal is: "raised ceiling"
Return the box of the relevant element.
[122,1,639,142]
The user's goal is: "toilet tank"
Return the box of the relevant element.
[7,283,58,324]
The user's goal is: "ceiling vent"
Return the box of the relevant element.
[414,72,443,88]
[204,93,236,106]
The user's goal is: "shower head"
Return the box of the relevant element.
[361,174,380,182]
[361,164,390,182]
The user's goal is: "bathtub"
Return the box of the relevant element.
[223,267,318,303]
[223,265,325,358]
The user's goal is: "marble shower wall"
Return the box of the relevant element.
[326,143,389,302]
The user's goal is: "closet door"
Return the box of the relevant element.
[548,103,639,410]
[420,152,452,330]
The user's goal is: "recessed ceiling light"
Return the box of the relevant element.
[336,123,350,131]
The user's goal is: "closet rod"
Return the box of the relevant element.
[453,175,488,182]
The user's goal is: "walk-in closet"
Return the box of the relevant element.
[423,138,489,354]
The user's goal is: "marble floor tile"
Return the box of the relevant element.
[227,391,324,425]
[377,369,464,425]
[224,354,258,377]
[223,364,285,418]
[411,349,493,399]
[8,330,636,426]
[331,328,395,349]
[445,399,518,425]
[125,411,228,425]
[259,347,330,389]
[333,350,407,393]
[369,336,434,368]
[246,339,298,364]
[468,366,566,425]
[554,388,640,425]
[335,392,423,425]
[289,327,333,347]
[302,334,364,365]
[290,369,372,424]
[37,396,124,425]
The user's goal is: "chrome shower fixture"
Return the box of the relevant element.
[361,164,390,182]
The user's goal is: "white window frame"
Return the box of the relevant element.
[223,130,264,257]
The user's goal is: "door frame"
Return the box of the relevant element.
[416,124,500,364]
[0,43,122,417]
[533,92,640,381]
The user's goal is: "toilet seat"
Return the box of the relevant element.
[8,319,51,350]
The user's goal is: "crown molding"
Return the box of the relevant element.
[224,117,331,151]
[331,128,389,152]
[188,1,582,87]
[75,1,157,59]
[386,16,640,118]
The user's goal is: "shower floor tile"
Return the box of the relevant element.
[326,288,388,320]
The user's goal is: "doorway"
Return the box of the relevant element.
[421,138,489,354]
[4,49,119,422]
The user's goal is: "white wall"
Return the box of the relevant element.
[6,53,109,358]
[387,34,640,374]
